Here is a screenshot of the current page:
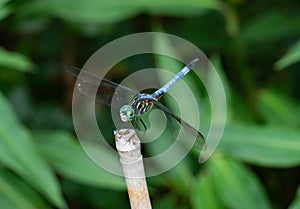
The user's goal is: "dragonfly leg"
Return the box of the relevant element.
[139,118,147,137]
[140,118,147,132]
[133,118,140,131]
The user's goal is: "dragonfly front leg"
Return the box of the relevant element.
[133,118,141,131]
[132,118,147,133]
[139,118,147,132]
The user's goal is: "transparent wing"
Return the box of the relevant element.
[65,66,137,108]
[153,100,206,151]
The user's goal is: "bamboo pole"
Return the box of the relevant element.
[114,129,152,209]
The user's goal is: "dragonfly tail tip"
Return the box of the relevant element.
[187,58,199,69]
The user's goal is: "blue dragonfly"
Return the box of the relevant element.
[65,58,206,151]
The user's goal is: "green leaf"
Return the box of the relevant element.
[152,195,182,209]
[34,130,126,190]
[0,0,10,6]
[288,184,300,209]
[0,195,22,209]
[191,172,225,209]
[208,157,272,209]
[162,159,195,192]
[220,3,239,37]
[0,0,11,20]
[239,10,300,45]
[218,124,300,167]
[0,47,35,72]
[21,0,220,24]
[274,39,300,70]
[0,169,51,209]
[257,89,300,127]
[210,55,232,122]
[20,0,137,24]
[0,91,66,208]
[145,7,209,17]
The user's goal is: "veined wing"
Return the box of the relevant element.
[65,66,137,107]
[153,100,206,151]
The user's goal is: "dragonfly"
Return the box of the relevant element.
[65,58,206,151]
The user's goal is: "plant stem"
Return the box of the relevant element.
[114,129,152,209]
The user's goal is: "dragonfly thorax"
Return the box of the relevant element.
[119,94,154,122]
[130,93,155,117]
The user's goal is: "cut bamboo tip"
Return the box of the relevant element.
[114,128,152,209]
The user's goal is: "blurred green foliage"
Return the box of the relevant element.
[0,0,300,209]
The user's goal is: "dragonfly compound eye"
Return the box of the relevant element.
[119,105,135,122]
[127,109,135,121]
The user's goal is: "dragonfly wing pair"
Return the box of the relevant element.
[66,66,206,151]
[153,100,206,151]
[65,66,136,109]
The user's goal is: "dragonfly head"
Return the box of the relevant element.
[120,105,135,122]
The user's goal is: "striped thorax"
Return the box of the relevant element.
[130,93,154,117]
[119,93,155,122]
